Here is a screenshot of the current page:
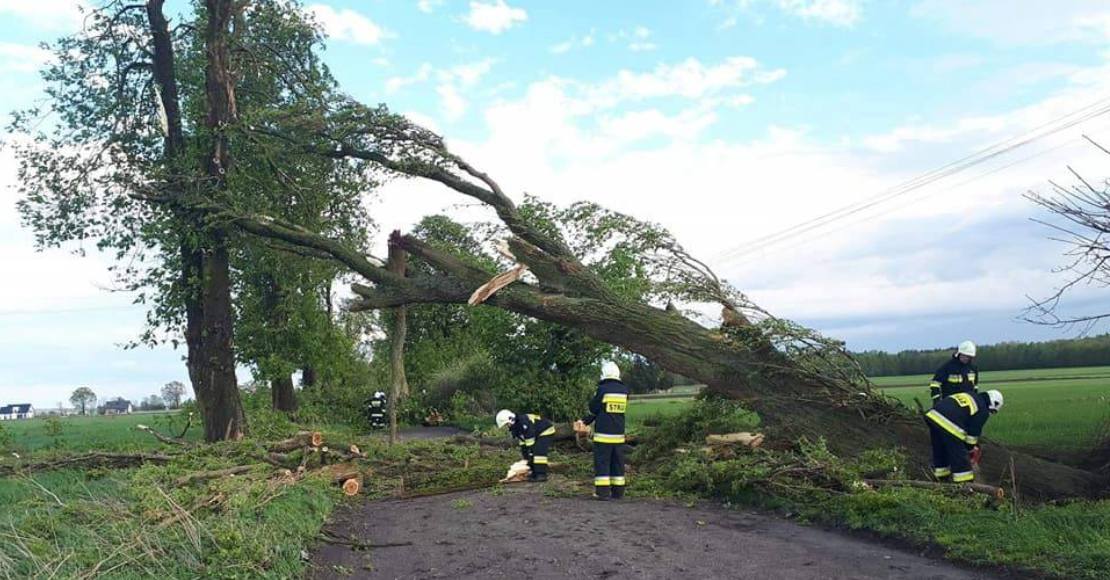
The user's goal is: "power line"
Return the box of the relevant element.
[714,95,1110,264]
[723,129,1104,265]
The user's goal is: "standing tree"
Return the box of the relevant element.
[141,394,167,411]
[161,381,186,409]
[69,387,97,416]
[13,0,371,438]
[12,0,244,440]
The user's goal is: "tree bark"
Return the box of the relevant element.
[387,232,409,445]
[272,375,297,413]
[260,273,297,413]
[191,0,245,441]
[301,365,317,389]
[144,0,243,442]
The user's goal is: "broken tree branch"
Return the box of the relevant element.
[136,424,192,447]
[863,479,1005,500]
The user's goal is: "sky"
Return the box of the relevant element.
[3,0,1110,408]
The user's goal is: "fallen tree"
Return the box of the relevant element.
[139,101,1106,500]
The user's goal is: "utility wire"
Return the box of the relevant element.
[714,95,1110,263]
[723,129,1104,265]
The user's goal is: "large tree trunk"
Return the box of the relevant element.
[261,274,297,413]
[192,237,244,441]
[146,0,243,442]
[272,375,298,413]
[387,232,409,445]
[191,0,245,441]
[301,365,317,389]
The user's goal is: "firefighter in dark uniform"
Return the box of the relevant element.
[578,361,629,500]
[367,391,387,430]
[496,409,556,481]
[926,389,1004,483]
[928,340,979,403]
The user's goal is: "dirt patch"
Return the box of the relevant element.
[310,482,1022,579]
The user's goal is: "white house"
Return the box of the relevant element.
[0,404,35,421]
[101,399,133,415]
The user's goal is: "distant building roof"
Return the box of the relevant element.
[102,400,132,410]
[0,404,33,414]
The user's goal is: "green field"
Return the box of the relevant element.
[627,397,695,432]
[879,372,1110,453]
[1,412,200,453]
[625,368,1109,454]
[869,365,1110,387]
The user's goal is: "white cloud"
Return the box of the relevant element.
[308,4,388,45]
[713,0,862,28]
[385,59,496,121]
[464,0,527,35]
[776,0,861,26]
[450,59,496,86]
[612,26,659,52]
[385,63,434,93]
[0,43,52,73]
[437,84,468,121]
[550,30,596,55]
[0,0,84,30]
[911,0,1110,46]
[417,0,444,13]
[588,57,785,105]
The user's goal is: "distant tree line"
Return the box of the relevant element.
[855,334,1110,376]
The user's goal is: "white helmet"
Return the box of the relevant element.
[600,361,621,381]
[495,409,515,429]
[957,341,977,358]
[986,390,1003,413]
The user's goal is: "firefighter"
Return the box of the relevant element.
[578,361,629,500]
[928,340,979,403]
[496,409,556,481]
[925,389,1004,483]
[367,391,387,430]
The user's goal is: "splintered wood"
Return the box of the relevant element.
[705,432,765,448]
[499,460,531,483]
[468,264,529,305]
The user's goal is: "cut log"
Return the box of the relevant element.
[500,459,531,483]
[342,478,362,496]
[863,479,1005,500]
[705,432,765,448]
[269,431,324,453]
[423,409,445,426]
[321,463,363,483]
